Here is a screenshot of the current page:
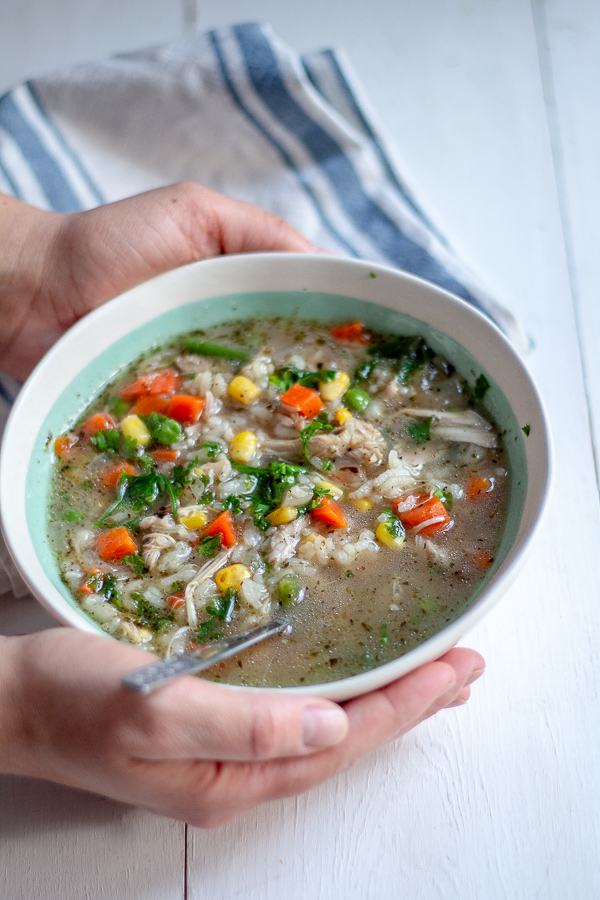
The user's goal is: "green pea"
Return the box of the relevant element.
[62,509,84,523]
[143,413,184,445]
[278,574,302,607]
[108,395,130,417]
[344,388,370,411]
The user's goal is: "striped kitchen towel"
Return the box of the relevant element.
[0,21,525,596]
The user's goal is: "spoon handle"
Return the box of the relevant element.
[122,619,289,694]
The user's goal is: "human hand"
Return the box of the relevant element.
[0,628,483,827]
[0,184,315,379]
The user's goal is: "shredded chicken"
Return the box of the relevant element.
[139,515,192,541]
[142,533,177,573]
[267,517,307,566]
[392,408,497,449]
[309,418,385,467]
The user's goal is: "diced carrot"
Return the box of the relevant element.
[130,395,169,417]
[166,394,205,425]
[472,549,493,569]
[310,496,347,529]
[118,368,180,400]
[330,321,370,343]
[81,412,116,438]
[200,511,237,548]
[151,449,180,463]
[466,476,494,500]
[167,591,186,611]
[100,462,138,490]
[80,568,104,594]
[54,433,79,458]
[96,526,138,561]
[280,383,324,419]
[394,495,452,536]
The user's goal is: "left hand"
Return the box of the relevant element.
[0,182,315,379]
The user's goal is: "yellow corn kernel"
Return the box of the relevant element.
[121,414,151,447]
[333,407,352,426]
[320,371,350,402]
[316,480,343,500]
[266,506,298,527]
[215,564,252,593]
[228,376,260,405]
[376,521,406,550]
[180,510,208,529]
[229,430,258,463]
[351,498,374,511]
[301,532,316,544]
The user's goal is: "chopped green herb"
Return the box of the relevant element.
[206,588,237,622]
[269,367,336,394]
[90,428,121,452]
[369,272,377,279]
[353,357,378,384]
[122,553,146,575]
[429,567,445,575]
[201,441,221,459]
[405,417,432,444]
[380,623,388,644]
[522,424,531,437]
[95,458,196,527]
[131,593,175,631]
[474,373,491,401]
[381,508,405,540]
[196,617,223,642]
[345,570,355,578]
[367,335,431,385]
[299,413,334,464]
[322,459,334,471]
[122,435,144,459]
[223,495,243,514]
[434,488,453,509]
[196,534,222,558]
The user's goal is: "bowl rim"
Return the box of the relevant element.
[0,253,553,701]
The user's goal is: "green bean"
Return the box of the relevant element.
[183,338,250,362]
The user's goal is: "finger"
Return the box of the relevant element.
[411,647,484,725]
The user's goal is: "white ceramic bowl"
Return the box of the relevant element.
[0,254,552,701]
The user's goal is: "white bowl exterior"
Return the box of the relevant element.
[0,254,552,700]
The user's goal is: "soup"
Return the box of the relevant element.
[48,318,508,687]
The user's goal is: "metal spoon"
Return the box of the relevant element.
[122,619,290,694]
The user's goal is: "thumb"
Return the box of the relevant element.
[124,675,350,761]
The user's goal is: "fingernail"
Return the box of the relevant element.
[466,667,485,686]
[303,706,348,747]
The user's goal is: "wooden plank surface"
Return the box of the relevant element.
[1,1,599,898]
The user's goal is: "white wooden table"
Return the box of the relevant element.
[1,1,599,897]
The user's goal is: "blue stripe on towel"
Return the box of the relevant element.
[0,155,23,199]
[208,30,360,258]
[0,379,16,407]
[317,50,446,245]
[26,83,104,207]
[235,24,485,312]
[0,92,81,212]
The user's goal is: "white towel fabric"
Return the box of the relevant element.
[0,22,526,598]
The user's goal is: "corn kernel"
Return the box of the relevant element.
[376,521,406,550]
[180,510,208,529]
[320,371,350,401]
[351,498,374,511]
[121,414,151,447]
[215,564,252,593]
[229,430,258,463]
[333,407,352,426]
[316,480,343,499]
[228,376,260,405]
[266,506,298,526]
